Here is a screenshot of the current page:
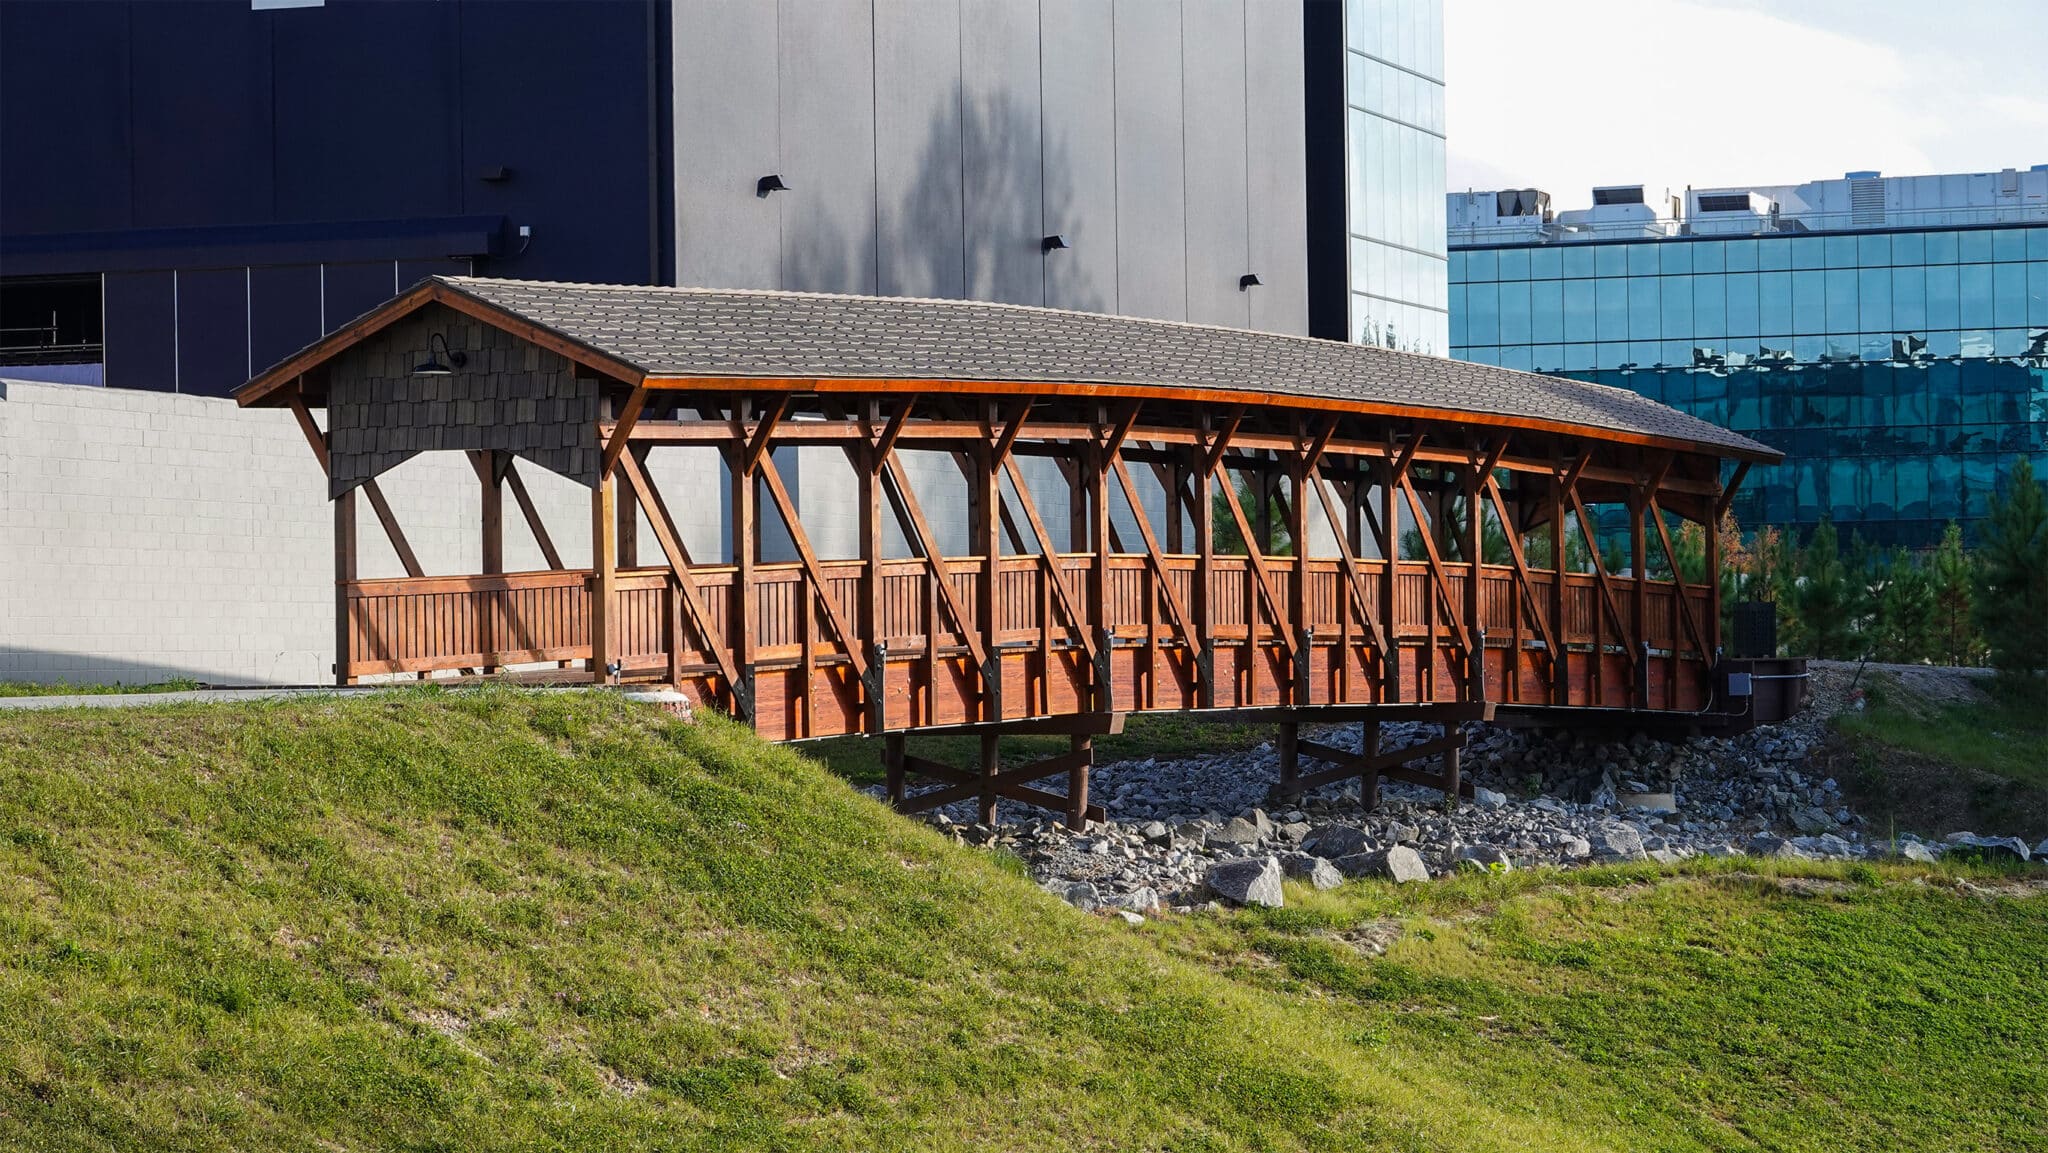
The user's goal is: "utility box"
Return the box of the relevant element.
[1730,601,1777,659]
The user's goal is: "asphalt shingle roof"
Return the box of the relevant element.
[403,277,1779,459]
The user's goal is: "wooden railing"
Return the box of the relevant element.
[341,553,1717,738]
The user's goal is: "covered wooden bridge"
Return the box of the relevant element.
[238,276,1782,826]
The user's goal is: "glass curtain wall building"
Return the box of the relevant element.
[1448,168,2048,547]
[1306,0,1447,353]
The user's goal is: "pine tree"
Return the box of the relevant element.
[1974,457,2048,696]
[1871,548,1936,664]
[1928,521,1980,665]
[1793,521,1856,659]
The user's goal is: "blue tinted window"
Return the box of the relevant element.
[1892,232,1925,265]
[2031,228,2048,260]
[1959,263,1994,320]
[1958,230,1994,263]
[1662,274,1694,338]
[1497,280,1531,343]
[1694,242,1726,273]
[1693,272,1725,336]
[1447,250,1467,282]
[1596,246,1627,277]
[1661,244,1694,275]
[1563,279,1596,342]
[1596,277,1629,340]
[1497,248,1531,281]
[1448,283,1466,345]
[1627,245,1659,276]
[1858,234,1890,267]
[1562,246,1596,279]
[1724,239,1758,272]
[2031,262,2048,326]
[1465,249,1497,282]
[1793,270,1826,333]
[1926,231,1959,264]
[1891,266,1926,330]
[1926,264,1960,330]
[1858,267,1892,332]
[1790,237,1826,270]
[1994,262,2028,326]
[1530,247,1562,279]
[1825,269,1859,333]
[1530,279,1564,342]
[1825,235,1859,268]
[1757,238,1791,271]
[1629,277,1660,339]
[1758,271,1793,335]
[1993,229,2027,262]
[1725,272,1758,337]
[1464,282,1498,343]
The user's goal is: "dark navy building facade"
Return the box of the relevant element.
[1,0,668,395]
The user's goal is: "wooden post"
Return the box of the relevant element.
[592,469,617,683]
[1288,455,1310,706]
[479,450,503,673]
[1088,442,1110,712]
[978,732,1000,827]
[1551,468,1569,706]
[1705,493,1722,658]
[1194,446,1216,708]
[1067,733,1091,830]
[1165,462,1185,554]
[1379,455,1401,704]
[1362,720,1381,808]
[333,488,356,686]
[1631,489,1648,708]
[885,732,906,805]
[861,442,884,732]
[1464,464,1484,701]
[616,447,641,569]
[1441,725,1461,800]
[976,437,1001,721]
[733,446,756,714]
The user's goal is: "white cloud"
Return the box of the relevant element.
[1443,0,2041,207]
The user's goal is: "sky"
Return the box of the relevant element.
[1443,0,2048,207]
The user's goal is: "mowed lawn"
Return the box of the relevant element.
[0,689,2041,1151]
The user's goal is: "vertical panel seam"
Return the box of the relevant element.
[1241,0,1253,331]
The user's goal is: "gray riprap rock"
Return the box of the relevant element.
[1206,817,1264,849]
[2035,838,2048,860]
[1276,821,1312,845]
[1207,856,1285,907]
[1899,841,1940,864]
[1944,834,2031,862]
[1384,822,1421,844]
[1113,910,1145,926]
[1747,834,1812,860]
[1106,886,1162,913]
[1282,854,1344,890]
[1303,823,1371,859]
[1336,845,1431,884]
[1790,806,1839,834]
[1139,820,1173,847]
[1591,824,1647,860]
[1050,881,1100,911]
[1457,844,1512,872]
[1472,786,1508,809]
[1559,835,1593,860]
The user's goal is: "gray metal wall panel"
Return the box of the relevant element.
[1038,0,1119,314]
[1180,0,1249,329]
[1111,0,1188,321]
[960,0,1045,306]
[672,1,783,290]
[874,0,966,299]
[1243,0,1310,335]
[778,0,878,294]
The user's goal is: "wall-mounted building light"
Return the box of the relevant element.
[411,333,468,377]
[1042,233,1071,252]
[479,165,512,183]
[1239,273,1263,291]
[757,174,790,196]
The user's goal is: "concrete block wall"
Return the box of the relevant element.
[0,380,722,687]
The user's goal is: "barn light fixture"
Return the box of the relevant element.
[757,174,790,196]
[411,333,468,377]
[1239,273,1263,290]
[1042,233,1071,252]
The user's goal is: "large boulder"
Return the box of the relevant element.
[1205,817,1264,850]
[1899,841,1940,864]
[1471,786,1508,809]
[1943,834,2032,863]
[1590,824,1647,861]
[1457,844,1513,873]
[1207,856,1285,907]
[1302,823,1371,859]
[1335,845,1431,884]
[1281,853,1344,891]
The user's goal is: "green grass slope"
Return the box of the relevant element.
[0,689,2042,1151]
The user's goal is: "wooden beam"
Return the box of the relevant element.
[1308,462,1391,666]
[502,460,565,570]
[1214,463,1298,658]
[1396,472,1473,655]
[881,453,990,670]
[1568,488,1641,668]
[740,393,789,476]
[600,386,648,475]
[1481,473,1562,659]
[1649,494,1712,665]
[288,388,329,475]
[1715,460,1752,519]
[1001,455,1098,662]
[756,453,871,683]
[360,479,423,578]
[591,467,617,682]
[333,488,356,685]
[1108,454,1198,652]
[615,449,747,707]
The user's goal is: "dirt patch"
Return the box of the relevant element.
[1337,920,1404,957]
[1819,733,2048,841]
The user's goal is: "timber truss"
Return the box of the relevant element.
[238,277,1775,829]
